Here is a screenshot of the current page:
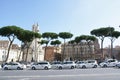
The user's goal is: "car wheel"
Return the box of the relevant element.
[103,64,107,68]
[17,67,21,70]
[82,65,86,69]
[44,67,48,70]
[71,66,74,69]
[93,65,97,68]
[59,66,62,70]
[32,67,36,70]
[4,67,8,70]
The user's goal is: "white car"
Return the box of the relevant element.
[30,61,51,70]
[3,62,26,70]
[76,60,98,69]
[51,61,63,69]
[116,61,120,68]
[99,59,118,68]
[60,61,76,69]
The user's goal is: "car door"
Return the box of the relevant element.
[37,63,42,69]
[39,62,47,69]
[9,63,17,69]
[63,62,68,68]
[34,63,40,69]
[87,61,94,68]
[109,60,116,67]
[6,63,12,69]
[12,63,18,69]
[8,63,14,69]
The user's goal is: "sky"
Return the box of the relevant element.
[0,0,120,48]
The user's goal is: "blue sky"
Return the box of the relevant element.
[1,0,120,47]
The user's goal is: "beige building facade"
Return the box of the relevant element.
[61,39,100,61]
[0,40,22,62]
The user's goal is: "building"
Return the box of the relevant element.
[61,39,101,61]
[0,40,22,62]
[31,23,44,61]
[44,46,61,62]
[103,46,120,60]
[22,23,44,62]
[44,46,54,62]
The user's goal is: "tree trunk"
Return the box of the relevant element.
[44,44,48,61]
[111,39,114,58]
[25,47,29,62]
[17,50,22,61]
[101,39,104,59]
[64,39,65,60]
[5,41,13,62]
[62,39,65,61]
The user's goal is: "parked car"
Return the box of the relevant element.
[115,61,120,68]
[60,61,76,69]
[51,61,63,69]
[30,61,51,70]
[3,62,26,70]
[76,60,98,69]
[1,62,8,68]
[76,61,86,68]
[99,59,118,68]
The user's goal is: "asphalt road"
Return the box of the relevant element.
[0,68,120,80]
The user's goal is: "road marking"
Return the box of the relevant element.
[1,73,120,78]
[19,78,29,80]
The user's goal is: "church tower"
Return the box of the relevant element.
[31,23,44,62]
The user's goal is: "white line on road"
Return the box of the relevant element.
[19,78,29,80]
[1,73,120,78]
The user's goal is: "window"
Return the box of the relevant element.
[39,62,48,65]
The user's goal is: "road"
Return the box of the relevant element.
[0,68,120,80]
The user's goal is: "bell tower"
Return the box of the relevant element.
[31,23,44,62]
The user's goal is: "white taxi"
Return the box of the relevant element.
[99,59,118,68]
[3,62,25,70]
[30,61,51,70]
[76,60,98,68]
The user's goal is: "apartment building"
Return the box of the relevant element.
[0,40,22,62]
[103,46,120,60]
[61,39,101,61]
